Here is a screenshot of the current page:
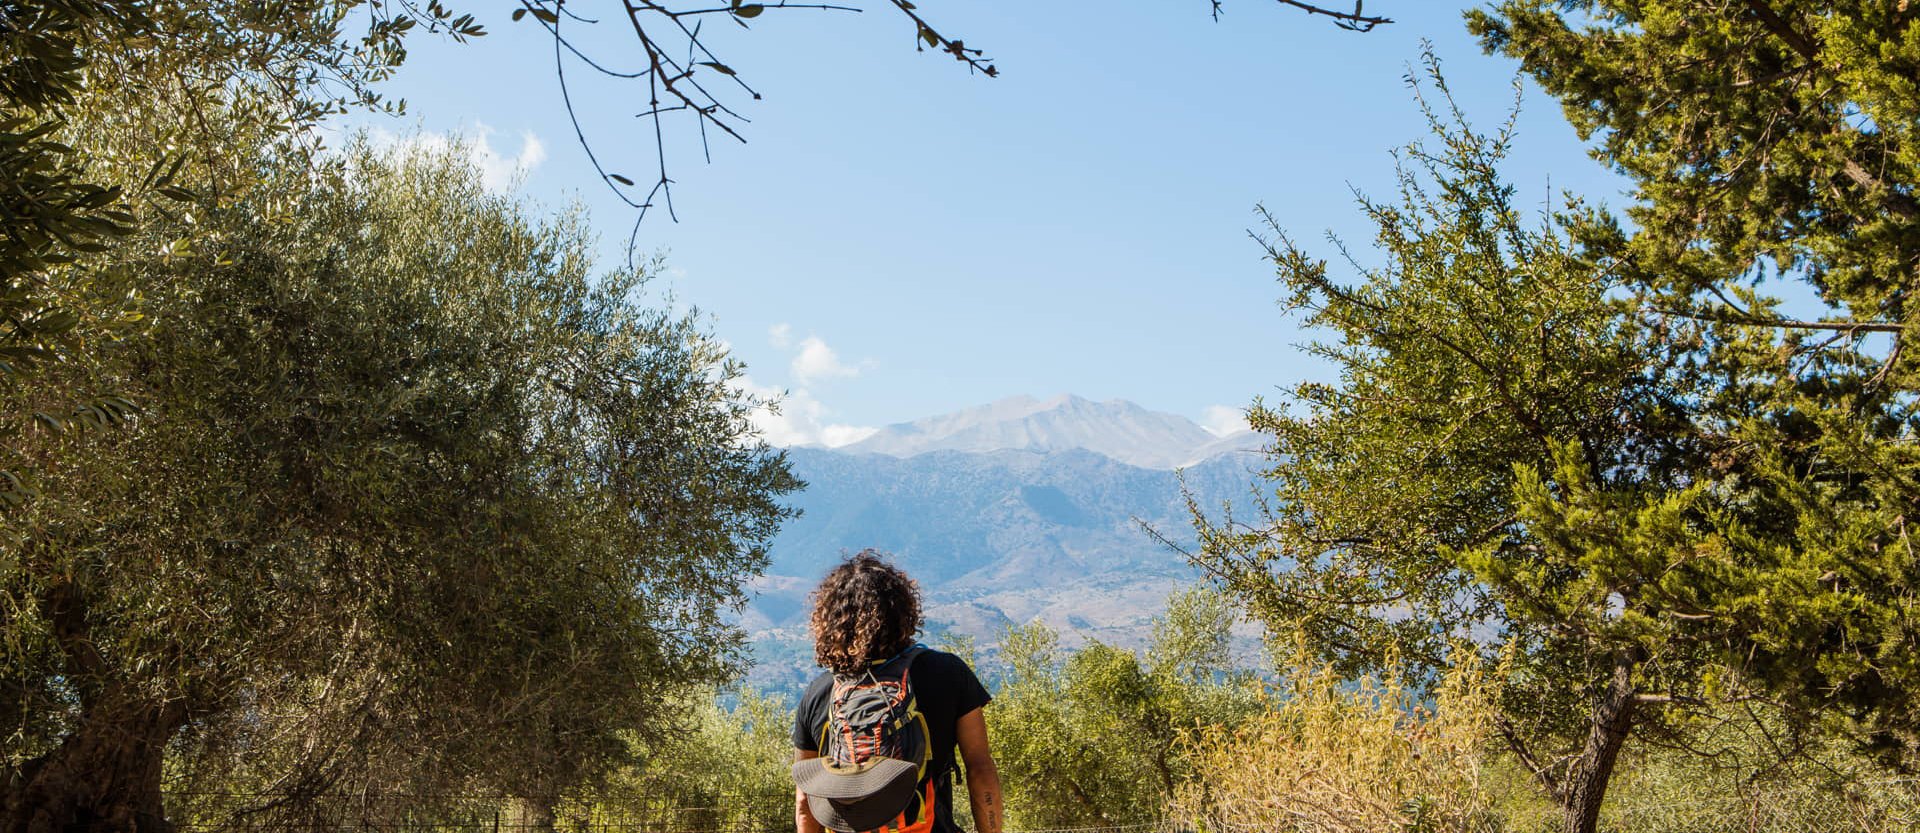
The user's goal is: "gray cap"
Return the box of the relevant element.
[791,756,921,832]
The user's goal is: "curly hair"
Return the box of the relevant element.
[808,550,922,675]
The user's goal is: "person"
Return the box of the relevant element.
[792,551,1003,833]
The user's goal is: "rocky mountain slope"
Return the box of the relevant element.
[742,396,1268,693]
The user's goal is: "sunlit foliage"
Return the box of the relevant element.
[3,132,795,831]
[988,587,1260,830]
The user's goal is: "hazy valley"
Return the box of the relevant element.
[741,395,1267,692]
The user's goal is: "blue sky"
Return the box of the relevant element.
[346,1,1628,445]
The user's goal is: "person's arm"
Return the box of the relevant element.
[794,749,825,833]
[955,706,1003,833]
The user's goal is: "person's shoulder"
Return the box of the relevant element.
[911,647,991,712]
[917,646,965,662]
[800,670,833,703]
[912,647,978,678]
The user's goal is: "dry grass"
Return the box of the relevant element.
[1174,654,1503,833]
[1177,648,1920,833]
[1594,743,1920,833]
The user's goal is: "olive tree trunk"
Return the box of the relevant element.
[509,796,558,833]
[3,692,187,833]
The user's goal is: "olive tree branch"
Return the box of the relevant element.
[1212,0,1394,31]
[523,0,1388,240]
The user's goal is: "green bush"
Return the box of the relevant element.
[989,587,1260,830]
[575,689,797,833]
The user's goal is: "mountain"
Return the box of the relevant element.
[742,396,1271,694]
[763,446,1261,591]
[838,394,1251,469]
[1184,429,1266,468]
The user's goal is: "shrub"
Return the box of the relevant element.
[1176,652,1503,833]
[568,689,796,833]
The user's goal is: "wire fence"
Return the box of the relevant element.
[156,791,1184,833]
[97,780,1920,833]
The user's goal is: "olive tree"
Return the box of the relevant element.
[2,134,796,832]
[0,0,487,513]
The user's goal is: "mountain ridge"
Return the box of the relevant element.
[834,394,1260,469]
[743,433,1270,693]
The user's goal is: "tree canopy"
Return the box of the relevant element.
[0,0,479,509]
[1194,4,1920,831]
[1470,0,1920,748]
[1188,64,1712,832]
[3,120,795,833]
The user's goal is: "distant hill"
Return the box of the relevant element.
[742,396,1269,694]
[836,394,1260,470]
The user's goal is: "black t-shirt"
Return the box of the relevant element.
[793,648,992,833]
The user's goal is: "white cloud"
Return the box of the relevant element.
[820,423,882,447]
[767,324,867,386]
[732,375,877,449]
[791,336,861,385]
[1200,404,1249,437]
[740,325,876,446]
[364,123,546,193]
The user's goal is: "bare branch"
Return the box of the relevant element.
[526,0,1386,235]
[1271,1,1392,32]
[1494,714,1565,803]
[1740,0,1818,61]
[884,0,997,77]
[548,10,645,212]
[1211,0,1394,30]
[1632,692,1708,706]
[1653,306,1906,334]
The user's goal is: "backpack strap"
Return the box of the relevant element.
[872,643,928,675]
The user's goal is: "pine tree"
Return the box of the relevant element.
[1190,41,1919,830]
[1472,0,1920,759]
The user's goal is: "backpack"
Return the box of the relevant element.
[792,645,937,833]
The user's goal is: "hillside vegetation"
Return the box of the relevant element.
[577,587,1920,833]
